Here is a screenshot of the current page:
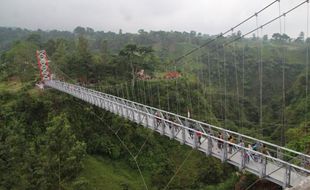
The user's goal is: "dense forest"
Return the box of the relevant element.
[0,26,310,189]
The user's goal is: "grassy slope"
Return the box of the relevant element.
[71,155,153,190]
[0,80,22,92]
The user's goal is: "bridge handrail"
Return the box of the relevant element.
[46,80,310,176]
[84,83,310,158]
[47,80,310,164]
[53,80,310,161]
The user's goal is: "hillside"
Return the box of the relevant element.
[1,26,309,189]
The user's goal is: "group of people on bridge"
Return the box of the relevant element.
[216,131,269,164]
[154,110,270,164]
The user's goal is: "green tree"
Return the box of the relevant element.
[237,30,242,37]
[295,31,305,43]
[86,27,94,35]
[43,115,86,189]
[100,40,109,64]
[263,34,268,41]
[1,41,38,81]
[271,33,282,41]
[68,36,94,82]
[119,44,154,86]
[74,26,86,36]
[26,33,42,46]
[282,33,291,43]
[45,39,56,55]
[0,123,27,189]
[52,39,68,72]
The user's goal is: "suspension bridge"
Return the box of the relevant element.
[35,0,310,188]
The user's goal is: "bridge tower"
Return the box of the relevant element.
[36,50,51,81]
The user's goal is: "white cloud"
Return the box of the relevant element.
[0,0,308,37]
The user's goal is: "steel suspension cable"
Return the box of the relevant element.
[146,81,151,106]
[121,83,125,98]
[175,73,180,115]
[186,71,192,118]
[138,81,142,103]
[125,82,130,100]
[157,82,161,109]
[143,80,147,105]
[223,44,227,128]
[233,39,241,129]
[165,67,170,111]
[163,149,194,190]
[148,81,153,107]
[196,51,201,118]
[140,81,144,104]
[189,74,193,118]
[279,0,282,36]
[207,50,213,120]
[136,81,140,103]
[45,62,150,190]
[116,86,120,98]
[281,11,287,146]
[306,1,309,129]
[223,0,309,47]
[242,41,246,133]
[140,80,144,104]
[255,13,264,133]
[204,1,309,126]
[73,101,149,190]
[216,44,224,123]
[174,0,279,63]
[131,80,135,103]
[259,26,263,133]
[199,49,206,120]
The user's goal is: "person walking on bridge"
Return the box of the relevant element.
[260,144,268,164]
[155,111,161,127]
[217,132,223,150]
[228,135,235,153]
[196,131,202,145]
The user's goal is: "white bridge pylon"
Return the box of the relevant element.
[44,79,310,188]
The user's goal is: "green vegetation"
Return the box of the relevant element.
[0,26,310,189]
[69,156,149,190]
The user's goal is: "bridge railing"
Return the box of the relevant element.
[79,83,309,162]
[46,80,310,185]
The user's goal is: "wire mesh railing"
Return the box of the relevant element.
[45,79,310,188]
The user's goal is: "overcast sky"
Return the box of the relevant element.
[0,0,308,37]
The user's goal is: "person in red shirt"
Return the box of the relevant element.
[196,131,202,145]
